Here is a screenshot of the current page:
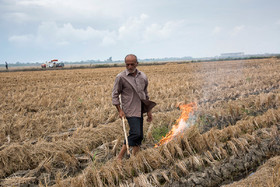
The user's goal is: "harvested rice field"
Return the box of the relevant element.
[0,58,280,187]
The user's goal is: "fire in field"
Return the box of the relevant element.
[0,58,280,186]
[155,102,197,147]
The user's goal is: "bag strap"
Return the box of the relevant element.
[121,76,156,113]
[121,76,143,100]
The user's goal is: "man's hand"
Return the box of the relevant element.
[147,111,152,122]
[119,109,125,119]
[115,105,125,119]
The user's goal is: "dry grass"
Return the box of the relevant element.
[58,107,279,186]
[0,58,280,186]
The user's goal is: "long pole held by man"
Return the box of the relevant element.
[112,54,155,161]
[119,95,130,156]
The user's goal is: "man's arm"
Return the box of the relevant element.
[144,78,152,122]
[112,76,125,118]
[144,78,149,100]
[112,76,121,105]
[147,110,152,122]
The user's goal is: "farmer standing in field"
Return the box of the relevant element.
[112,54,155,161]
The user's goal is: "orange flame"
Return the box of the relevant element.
[155,102,197,147]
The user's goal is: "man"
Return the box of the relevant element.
[112,54,153,161]
[5,62,8,70]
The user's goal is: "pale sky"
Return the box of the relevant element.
[0,0,280,63]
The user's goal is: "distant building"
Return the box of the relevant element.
[106,57,112,62]
[220,52,244,58]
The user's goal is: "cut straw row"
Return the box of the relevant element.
[61,107,280,186]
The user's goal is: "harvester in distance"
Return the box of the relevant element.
[41,59,64,68]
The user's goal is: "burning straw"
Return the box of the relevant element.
[155,102,197,147]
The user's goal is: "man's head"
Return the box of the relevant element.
[125,54,138,74]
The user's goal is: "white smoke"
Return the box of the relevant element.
[173,113,197,136]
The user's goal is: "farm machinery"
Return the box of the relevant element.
[41,59,64,68]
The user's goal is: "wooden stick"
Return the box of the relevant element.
[122,117,130,155]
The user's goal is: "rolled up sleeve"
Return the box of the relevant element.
[112,76,121,105]
[144,78,149,100]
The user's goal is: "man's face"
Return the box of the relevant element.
[125,56,138,74]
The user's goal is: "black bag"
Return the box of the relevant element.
[141,99,157,113]
[121,76,156,113]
